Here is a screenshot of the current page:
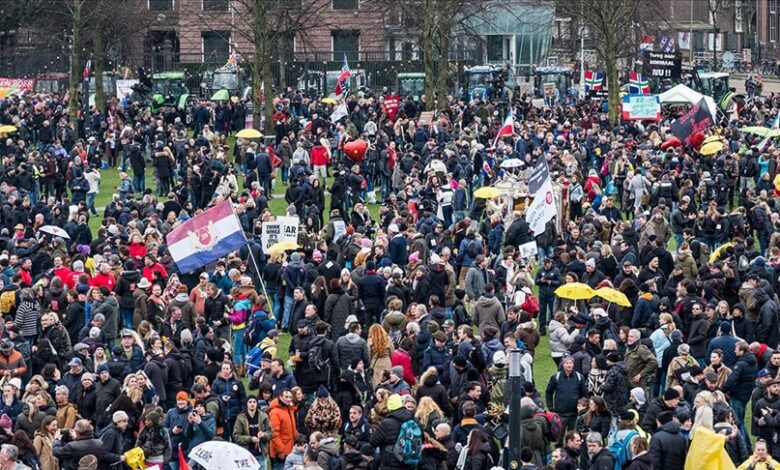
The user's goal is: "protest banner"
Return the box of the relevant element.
[621,94,661,121]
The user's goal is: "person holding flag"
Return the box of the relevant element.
[335,53,351,98]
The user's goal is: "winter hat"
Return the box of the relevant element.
[176,391,189,402]
[391,366,404,378]
[452,355,468,368]
[387,394,403,411]
[630,387,646,406]
[317,385,330,398]
[291,253,301,262]
[481,325,498,340]
[113,411,129,423]
[585,258,596,269]
[720,321,732,334]
[96,364,109,375]
[493,350,506,366]
[312,250,323,262]
[72,260,85,271]
[145,411,162,425]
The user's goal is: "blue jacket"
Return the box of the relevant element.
[389,235,408,267]
[210,272,233,294]
[453,187,467,211]
[458,236,480,266]
[164,404,193,451]
[185,413,216,453]
[707,333,739,368]
[250,310,276,345]
[211,376,246,420]
[422,344,450,378]
[270,371,297,397]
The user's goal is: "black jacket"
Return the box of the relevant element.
[687,315,709,358]
[723,352,758,404]
[53,435,104,470]
[94,377,122,428]
[545,370,588,417]
[587,448,616,470]
[755,288,780,348]
[99,423,127,470]
[369,408,416,470]
[640,397,675,434]
[649,421,687,470]
[114,270,141,310]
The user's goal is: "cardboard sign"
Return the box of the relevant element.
[543,83,557,98]
[531,98,546,108]
[642,51,682,79]
[621,94,661,121]
[116,80,139,100]
[518,241,538,261]
[418,111,435,126]
[261,216,300,251]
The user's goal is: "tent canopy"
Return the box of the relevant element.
[657,84,718,120]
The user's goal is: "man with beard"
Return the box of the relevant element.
[585,432,615,470]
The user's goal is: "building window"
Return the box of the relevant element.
[332,0,358,10]
[332,30,359,61]
[772,0,778,43]
[148,0,173,11]
[202,31,230,63]
[203,0,228,11]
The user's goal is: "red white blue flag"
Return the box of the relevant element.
[335,53,351,97]
[628,71,650,94]
[493,112,514,147]
[166,200,247,274]
[584,70,604,92]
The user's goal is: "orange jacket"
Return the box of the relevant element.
[268,398,297,459]
[0,350,26,378]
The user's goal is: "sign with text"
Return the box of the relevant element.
[384,95,400,121]
[621,94,661,121]
[0,78,35,90]
[642,51,682,79]
[418,111,435,126]
[670,98,713,146]
[261,216,300,251]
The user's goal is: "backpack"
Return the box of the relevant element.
[392,419,423,466]
[205,395,227,437]
[520,293,539,318]
[607,430,638,470]
[0,290,15,315]
[467,239,480,259]
[53,322,72,355]
[535,410,564,443]
[309,341,330,373]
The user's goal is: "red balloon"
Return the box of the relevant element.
[344,139,367,162]
[660,137,682,151]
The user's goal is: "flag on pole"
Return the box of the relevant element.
[492,112,514,147]
[335,53,351,97]
[166,200,247,274]
[330,101,348,123]
[178,445,191,470]
[628,71,651,94]
[82,59,93,79]
[526,158,557,234]
[584,70,604,92]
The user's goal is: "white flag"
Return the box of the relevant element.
[330,102,348,124]
[526,159,557,234]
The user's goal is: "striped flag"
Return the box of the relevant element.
[166,200,247,274]
[335,53,351,97]
[628,71,650,94]
[584,70,604,92]
[82,59,92,79]
[493,112,514,147]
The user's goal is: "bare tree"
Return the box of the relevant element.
[198,0,331,131]
[557,0,667,125]
[382,0,517,111]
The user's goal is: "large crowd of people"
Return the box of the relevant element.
[0,77,778,470]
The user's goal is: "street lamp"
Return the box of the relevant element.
[507,348,524,469]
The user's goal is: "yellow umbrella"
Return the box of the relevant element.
[235,128,262,139]
[593,287,631,307]
[740,126,780,137]
[267,241,300,254]
[474,187,501,199]
[702,135,722,144]
[321,97,337,105]
[554,282,595,300]
[0,125,17,134]
[699,141,723,156]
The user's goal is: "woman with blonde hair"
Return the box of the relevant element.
[368,324,394,385]
[415,396,445,435]
[370,388,391,425]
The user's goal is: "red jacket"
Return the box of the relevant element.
[91,272,117,292]
[128,242,147,260]
[311,145,329,166]
[142,263,168,283]
[391,348,416,387]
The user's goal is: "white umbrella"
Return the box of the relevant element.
[38,225,70,239]
[189,441,261,470]
[500,158,524,168]
[425,159,448,174]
